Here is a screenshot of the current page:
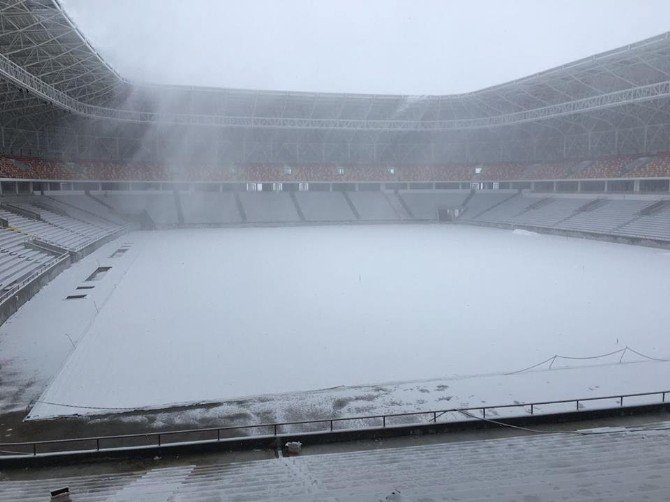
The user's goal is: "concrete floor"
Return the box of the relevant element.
[3,409,669,481]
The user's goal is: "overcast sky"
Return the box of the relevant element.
[60,0,670,95]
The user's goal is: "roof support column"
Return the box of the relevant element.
[614,129,619,154]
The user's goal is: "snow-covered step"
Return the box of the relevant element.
[106,465,195,502]
[346,191,397,220]
[399,190,470,220]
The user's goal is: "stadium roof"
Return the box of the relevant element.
[1,0,670,132]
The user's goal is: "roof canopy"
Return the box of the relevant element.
[1,1,669,164]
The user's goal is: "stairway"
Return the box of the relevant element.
[340,191,360,220]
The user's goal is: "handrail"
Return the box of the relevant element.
[0,253,68,305]
[0,223,127,306]
[1,389,667,457]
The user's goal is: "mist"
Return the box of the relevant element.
[60,0,670,94]
[1,1,670,497]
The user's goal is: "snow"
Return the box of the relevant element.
[0,224,668,420]
[86,360,670,434]
[0,238,139,413]
[512,228,540,237]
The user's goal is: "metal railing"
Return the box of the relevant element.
[0,252,68,306]
[0,222,129,309]
[1,389,667,458]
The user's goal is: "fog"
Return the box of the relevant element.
[60,0,670,94]
[2,2,670,495]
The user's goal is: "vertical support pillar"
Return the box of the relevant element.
[614,129,619,154]
[643,125,649,153]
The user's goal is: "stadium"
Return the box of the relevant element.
[1,0,670,500]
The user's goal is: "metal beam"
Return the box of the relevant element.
[2,52,670,132]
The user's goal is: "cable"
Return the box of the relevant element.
[554,348,625,361]
[28,347,667,413]
[456,409,670,437]
[34,400,139,411]
[625,346,668,362]
[456,409,559,434]
[505,356,558,375]
[0,448,31,455]
[505,346,668,375]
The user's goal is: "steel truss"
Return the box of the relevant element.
[1,51,670,131]
[2,1,670,164]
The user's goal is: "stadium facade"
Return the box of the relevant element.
[0,0,667,315]
[1,0,670,169]
[3,3,670,498]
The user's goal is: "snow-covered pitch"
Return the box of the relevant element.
[2,224,669,419]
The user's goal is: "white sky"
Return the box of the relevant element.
[60,0,670,95]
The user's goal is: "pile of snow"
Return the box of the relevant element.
[512,228,540,237]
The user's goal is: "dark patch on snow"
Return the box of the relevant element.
[85,266,111,281]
